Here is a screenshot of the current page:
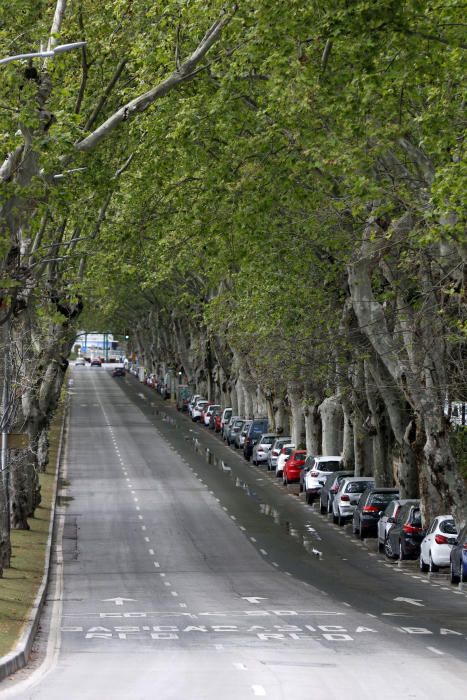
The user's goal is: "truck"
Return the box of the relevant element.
[176,385,192,412]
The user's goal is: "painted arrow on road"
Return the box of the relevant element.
[394,597,424,607]
[241,597,268,604]
[102,597,136,606]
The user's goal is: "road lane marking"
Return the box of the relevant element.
[252,686,266,696]
[427,646,444,655]
[171,591,179,597]
[144,537,150,542]
[154,562,160,568]
[260,549,268,556]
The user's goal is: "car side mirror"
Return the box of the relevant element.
[378,511,383,518]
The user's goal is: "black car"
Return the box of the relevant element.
[450,522,467,584]
[352,487,399,539]
[112,367,126,377]
[385,501,425,560]
[243,419,269,461]
[319,471,353,514]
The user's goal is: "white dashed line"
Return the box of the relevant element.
[154,562,160,568]
[250,537,257,543]
[171,591,179,597]
[144,537,150,542]
[252,685,266,697]
[260,549,268,556]
[427,646,444,655]
[148,549,154,555]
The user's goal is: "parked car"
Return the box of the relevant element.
[203,404,220,426]
[377,499,418,552]
[352,487,399,539]
[112,367,126,377]
[283,449,307,485]
[243,418,269,461]
[318,471,354,513]
[90,358,102,367]
[420,515,457,572]
[267,437,292,472]
[192,399,209,422]
[234,420,252,449]
[303,455,342,505]
[226,418,245,446]
[450,522,467,583]
[220,408,232,435]
[252,433,276,465]
[384,501,424,560]
[75,357,85,366]
[223,413,239,441]
[210,407,222,430]
[275,444,295,477]
[332,477,375,526]
[188,395,204,417]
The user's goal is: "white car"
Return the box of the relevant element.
[204,404,220,426]
[188,395,205,417]
[75,357,85,366]
[420,515,457,572]
[192,400,209,422]
[303,455,342,505]
[267,437,292,471]
[252,433,276,465]
[275,444,295,477]
[332,476,374,526]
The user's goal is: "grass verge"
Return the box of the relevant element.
[0,401,64,656]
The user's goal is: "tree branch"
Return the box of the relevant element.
[76,11,234,153]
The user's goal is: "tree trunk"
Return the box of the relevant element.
[304,402,321,457]
[288,384,305,447]
[318,395,342,455]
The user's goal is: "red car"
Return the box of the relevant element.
[283,450,307,486]
[214,413,222,432]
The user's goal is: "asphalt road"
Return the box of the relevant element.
[2,366,467,699]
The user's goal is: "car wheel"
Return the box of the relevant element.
[332,512,338,524]
[420,555,429,573]
[450,562,460,585]
[252,459,256,466]
[428,554,439,573]
[300,483,303,493]
[359,526,366,541]
[384,536,396,560]
[306,492,313,505]
[337,513,345,527]
[378,540,384,553]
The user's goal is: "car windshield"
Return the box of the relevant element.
[369,493,399,506]
[316,460,341,472]
[262,436,275,445]
[346,481,373,493]
[439,520,457,535]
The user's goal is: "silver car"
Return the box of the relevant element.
[267,437,292,471]
[235,420,252,449]
[252,433,276,465]
[332,477,374,526]
[377,499,418,552]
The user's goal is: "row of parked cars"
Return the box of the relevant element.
[186,395,467,586]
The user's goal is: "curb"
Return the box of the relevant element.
[0,399,69,681]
